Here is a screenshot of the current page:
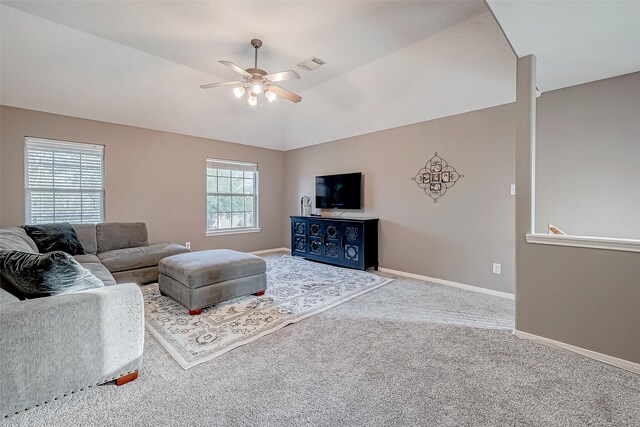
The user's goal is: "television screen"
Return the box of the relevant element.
[315,172,362,209]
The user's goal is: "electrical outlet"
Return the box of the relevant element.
[492,263,502,274]
[510,184,516,196]
[185,241,191,250]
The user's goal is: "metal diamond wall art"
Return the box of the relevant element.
[411,152,463,203]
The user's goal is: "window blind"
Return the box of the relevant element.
[206,158,258,172]
[25,137,105,224]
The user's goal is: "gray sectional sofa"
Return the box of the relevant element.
[0,222,189,418]
[71,222,190,285]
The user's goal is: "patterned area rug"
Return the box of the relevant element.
[143,255,393,369]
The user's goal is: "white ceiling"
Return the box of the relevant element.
[0,1,517,150]
[1,0,486,93]
[487,0,640,92]
[2,1,638,150]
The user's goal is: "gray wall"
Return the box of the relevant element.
[516,58,640,364]
[284,104,516,294]
[536,71,640,239]
[518,244,640,363]
[0,106,286,253]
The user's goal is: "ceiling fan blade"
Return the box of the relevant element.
[219,60,252,77]
[200,80,244,89]
[268,85,302,103]
[264,70,300,82]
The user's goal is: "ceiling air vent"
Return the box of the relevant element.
[298,56,326,71]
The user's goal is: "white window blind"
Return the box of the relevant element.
[206,158,258,233]
[25,137,105,224]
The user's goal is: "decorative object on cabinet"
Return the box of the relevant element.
[411,152,463,203]
[300,196,312,216]
[290,216,378,270]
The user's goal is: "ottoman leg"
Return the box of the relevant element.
[189,308,202,315]
[116,371,138,386]
[254,291,265,296]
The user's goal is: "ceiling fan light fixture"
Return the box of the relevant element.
[265,90,277,103]
[251,82,263,94]
[201,39,302,106]
[233,86,246,98]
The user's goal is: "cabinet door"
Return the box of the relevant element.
[323,221,341,260]
[307,221,323,256]
[341,223,364,268]
[291,219,307,254]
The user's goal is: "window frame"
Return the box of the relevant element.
[24,136,106,225]
[205,158,260,236]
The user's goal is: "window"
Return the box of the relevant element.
[25,137,105,224]
[206,158,258,234]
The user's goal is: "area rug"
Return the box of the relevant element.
[143,255,393,369]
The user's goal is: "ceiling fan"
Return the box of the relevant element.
[201,39,302,106]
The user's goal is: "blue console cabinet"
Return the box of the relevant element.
[290,216,379,270]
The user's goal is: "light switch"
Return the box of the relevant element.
[493,263,502,274]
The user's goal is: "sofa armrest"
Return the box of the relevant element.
[0,287,20,304]
[0,283,144,417]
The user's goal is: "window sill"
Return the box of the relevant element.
[206,228,261,237]
[526,233,640,253]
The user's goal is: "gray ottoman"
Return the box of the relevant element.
[158,249,267,315]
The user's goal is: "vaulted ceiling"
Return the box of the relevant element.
[487,0,640,92]
[0,1,515,150]
[1,1,638,151]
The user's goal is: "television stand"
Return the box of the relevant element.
[290,216,379,271]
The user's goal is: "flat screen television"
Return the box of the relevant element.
[315,172,362,209]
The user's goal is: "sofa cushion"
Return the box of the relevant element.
[98,243,189,273]
[22,223,85,255]
[112,266,159,286]
[0,250,104,298]
[0,227,38,253]
[158,249,266,289]
[75,253,117,285]
[80,262,117,286]
[73,254,101,264]
[71,224,97,254]
[96,222,148,253]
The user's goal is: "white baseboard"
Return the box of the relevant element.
[514,329,640,375]
[254,250,513,300]
[250,247,290,255]
[378,267,515,300]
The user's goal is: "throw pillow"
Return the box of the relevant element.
[22,223,85,255]
[0,250,104,298]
